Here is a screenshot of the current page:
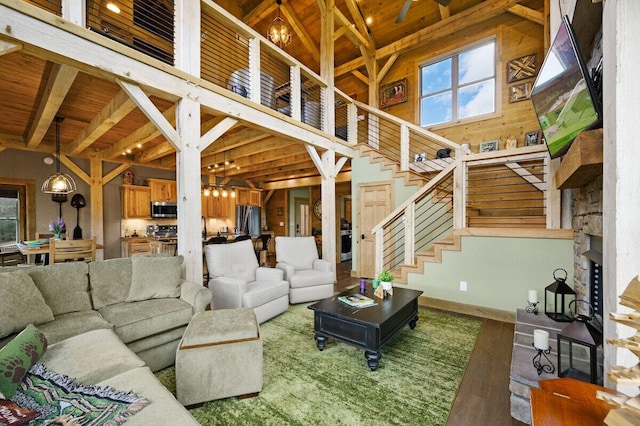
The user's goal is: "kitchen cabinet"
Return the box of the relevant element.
[121,185,151,218]
[236,188,262,207]
[202,193,235,218]
[121,237,153,257]
[148,178,177,202]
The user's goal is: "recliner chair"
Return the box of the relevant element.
[205,239,289,323]
[275,236,335,304]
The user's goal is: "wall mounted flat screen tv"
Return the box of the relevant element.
[530,15,602,159]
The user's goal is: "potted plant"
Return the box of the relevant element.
[377,270,394,291]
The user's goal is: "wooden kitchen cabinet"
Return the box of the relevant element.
[121,185,151,218]
[202,193,235,218]
[121,237,153,257]
[236,188,262,206]
[148,178,177,202]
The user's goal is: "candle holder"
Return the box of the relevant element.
[532,343,555,375]
[526,301,539,315]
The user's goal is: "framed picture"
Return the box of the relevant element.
[414,152,426,162]
[525,130,541,146]
[380,78,407,108]
[276,207,284,216]
[507,54,537,83]
[509,82,533,103]
[479,140,499,153]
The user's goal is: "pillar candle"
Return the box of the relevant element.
[533,329,549,351]
[528,289,538,304]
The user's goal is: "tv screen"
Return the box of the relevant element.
[530,15,601,158]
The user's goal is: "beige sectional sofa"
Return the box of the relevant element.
[0,255,212,424]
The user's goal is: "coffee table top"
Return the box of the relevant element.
[308,285,423,326]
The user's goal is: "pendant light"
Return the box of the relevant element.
[42,117,77,195]
[267,0,291,47]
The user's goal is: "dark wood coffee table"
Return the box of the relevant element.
[308,285,423,371]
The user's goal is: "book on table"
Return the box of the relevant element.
[338,294,377,308]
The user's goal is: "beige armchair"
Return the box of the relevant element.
[204,239,289,323]
[275,236,335,304]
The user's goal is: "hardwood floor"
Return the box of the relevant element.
[334,261,526,425]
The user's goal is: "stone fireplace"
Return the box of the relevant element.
[572,174,603,317]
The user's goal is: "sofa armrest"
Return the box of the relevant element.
[256,267,284,281]
[209,276,247,310]
[275,262,295,281]
[179,279,212,313]
[313,259,332,272]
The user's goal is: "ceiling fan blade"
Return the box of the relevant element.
[395,0,413,24]
[434,0,452,6]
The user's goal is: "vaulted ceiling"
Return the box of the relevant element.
[0,0,545,187]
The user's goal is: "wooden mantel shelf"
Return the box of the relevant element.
[555,129,604,189]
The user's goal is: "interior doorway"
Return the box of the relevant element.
[358,182,392,278]
[294,197,310,236]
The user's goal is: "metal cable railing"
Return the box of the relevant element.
[86,0,174,64]
[414,176,454,253]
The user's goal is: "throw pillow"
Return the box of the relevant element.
[126,255,183,302]
[0,325,47,399]
[0,271,54,339]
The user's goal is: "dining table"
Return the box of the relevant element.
[17,241,104,265]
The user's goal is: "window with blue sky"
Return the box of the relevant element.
[420,39,496,127]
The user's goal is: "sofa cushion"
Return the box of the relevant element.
[39,329,145,384]
[0,270,54,338]
[89,257,132,309]
[36,311,113,345]
[97,367,199,425]
[28,262,92,315]
[0,324,47,399]
[126,255,183,302]
[288,269,336,288]
[98,298,193,344]
[243,280,290,308]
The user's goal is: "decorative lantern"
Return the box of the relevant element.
[557,300,603,385]
[544,268,576,322]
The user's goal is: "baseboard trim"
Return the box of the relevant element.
[419,296,516,323]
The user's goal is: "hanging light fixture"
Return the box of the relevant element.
[267,0,292,47]
[42,117,76,195]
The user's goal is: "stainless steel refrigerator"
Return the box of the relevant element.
[235,205,261,236]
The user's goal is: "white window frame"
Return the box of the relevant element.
[419,36,499,128]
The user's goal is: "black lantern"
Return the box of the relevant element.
[544,268,576,322]
[557,300,603,385]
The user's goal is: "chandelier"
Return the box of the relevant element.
[267,0,291,47]
[42,117,77,195]
[203,154,239,198]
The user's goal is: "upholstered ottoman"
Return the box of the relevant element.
[175,308,263,406]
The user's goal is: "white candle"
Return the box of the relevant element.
[528,289,538,304]
[533,329,549,351]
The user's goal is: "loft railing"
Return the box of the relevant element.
[372,144,551,275]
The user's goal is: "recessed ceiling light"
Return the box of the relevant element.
[366,17,372,25]
[43,156,54,165]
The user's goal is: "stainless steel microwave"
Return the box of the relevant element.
[151,202,177,218]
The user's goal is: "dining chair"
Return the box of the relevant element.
[233,234,252,242]
[35,232,55,265]
[49,237,97,264]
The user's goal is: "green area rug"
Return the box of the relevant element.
[156,304,482,426]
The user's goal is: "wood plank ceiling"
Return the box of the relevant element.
[0,0,544,187]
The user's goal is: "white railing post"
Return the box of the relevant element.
[290,65,302,121]
[400,124,409,172]
[453,158,466,229]
[375,228,383,275]
[347,102,358,145]
[404,203,415,265]
[248,38,261,104]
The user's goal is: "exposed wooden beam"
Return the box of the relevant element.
[59,154,89,184]
[200,117,238,151]
[101,162,132,185]
[262,171,352,190]
[68,90,137,155]
[439,4,451,20]
[344,0,375,50]
[377,53,399,83]
[281,2,320,62]
[335,0,522,78]
[305,144,328,180]
[0,40,21,56]
[25,62,78,148]
[100,105,176,160]
[334,25,347,41]
[243,0,277,27]
[136,141,176,163]
[116,79,182,151]
[333,8,374,54]
[507,4,544,25]
[352,70,369,85]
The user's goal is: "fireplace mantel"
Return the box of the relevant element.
[555,129,604,189]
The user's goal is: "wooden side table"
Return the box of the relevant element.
[530,378,618,425]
